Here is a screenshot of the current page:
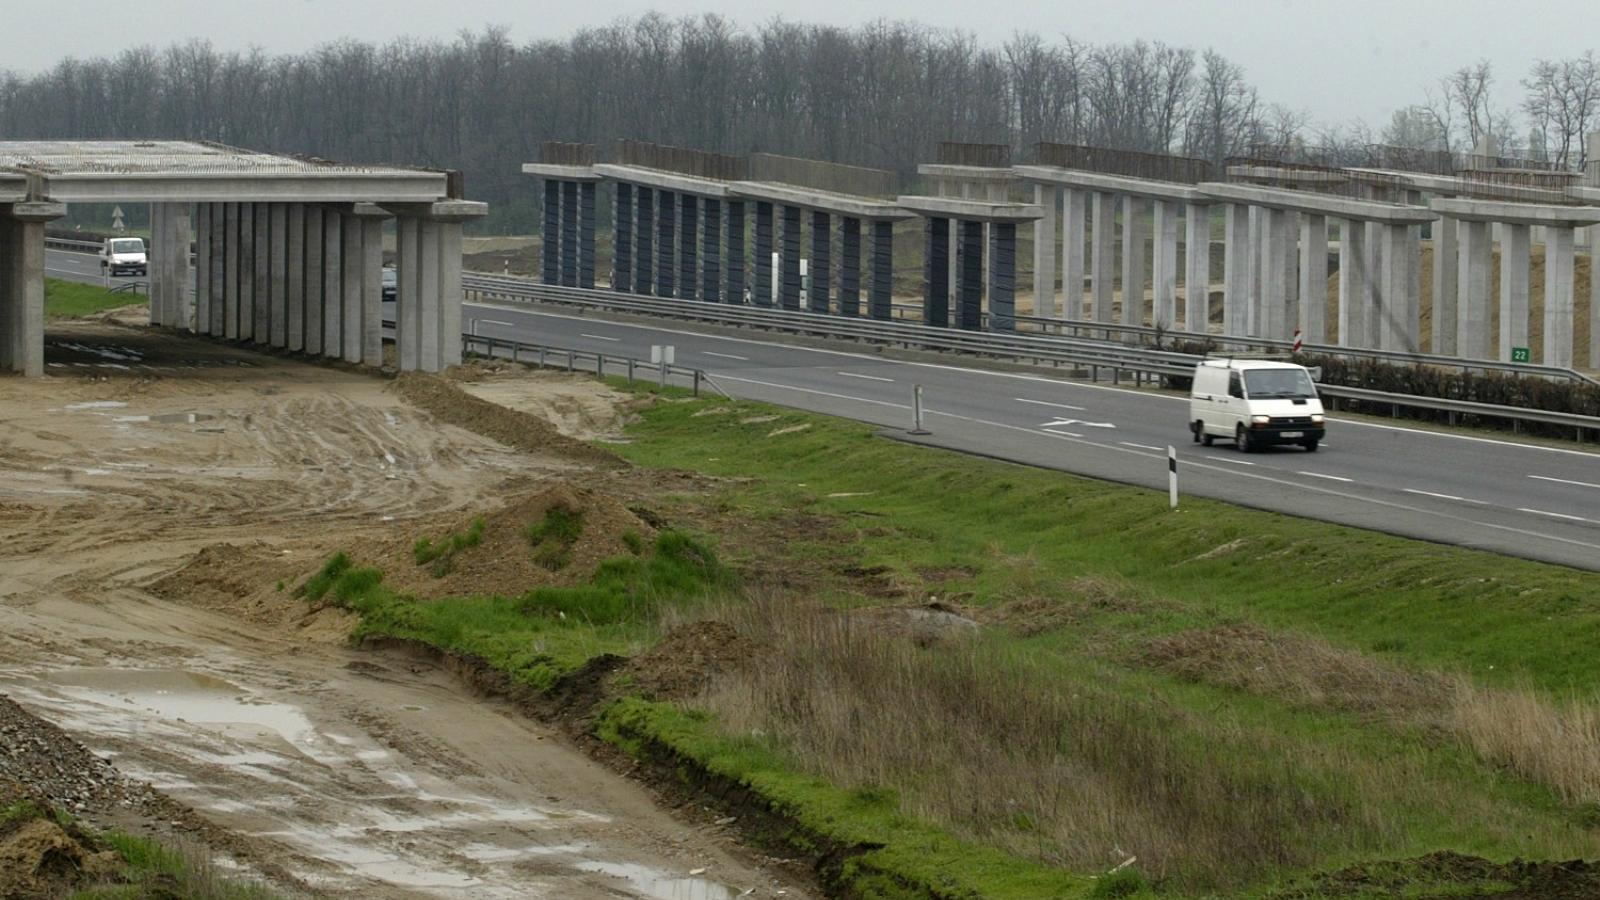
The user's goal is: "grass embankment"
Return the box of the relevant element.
[314,389,1600,898]
[44,278,143,319]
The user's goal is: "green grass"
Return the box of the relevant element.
[524,505,584,571]
[412,517,485,576]
[44,278,144,319]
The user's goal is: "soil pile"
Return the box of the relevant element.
[365,482,656,599]
[394,371,626,469]
[623,621,761,700]
[0,782,123,900]
[1281,850,1600,899]
[0,694,158,816]
[148,542,359,640]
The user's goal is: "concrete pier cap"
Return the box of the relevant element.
[1430,197,1600,227]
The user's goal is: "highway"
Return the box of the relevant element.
[44,247,1600,570]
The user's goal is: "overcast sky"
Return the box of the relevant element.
[9,0,1595,129]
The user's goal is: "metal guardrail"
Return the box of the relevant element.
[1318,384,1600,438]
[461,332,721,397]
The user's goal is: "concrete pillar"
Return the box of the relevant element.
[1543,226,1576,368]
[147,203,165,326]
[656,191,676,298]
[0,204,61,376]
[1499,223,1531,362]
[395,214,418,370]
[634,186,654,296]
[418,219,442,372]
[1259,207,1291,340]
[341,213,362,363]
[1184,203,1211,333]
[222,203,239,339]
[1406,223,1422,351]
[207,204,225,337]
[1284,210,1301,342]
[1032,184,1057,318]
[303,206,324,355]
[869,219,893,321]
[195,204,212,335]
[1222,204,1250,337]
[678,194,698,300]
[1299,214,1328,344]
[1152,199,1178,330]
[1432,216,1459,355]
[1246,204,1262,334]
[1363,217,1383,348]
[252,202,269,344]
[438,220,464,369]
[579,181,596,290]
[702,198,722,304]
[958,219,984,330]
[1338,219,1368,348]
[925,216,950,326]
[322,210,342,357]
[1062,188,1086,319]
[285,204,305,352]
[990,222,1017,331]
[559,180,578,288]
[726,200,746,304]
[1090,191,1115,324]
[361,216,384,367]
[809,210,831,313]
[1591,221,1600,369]
[167,203,192,329]
[752,201,773,307]
[613,183,633,293]
[1457,219,1492,359]
[779,204,802,311]
[237,202,255,341]
[269,203,288,348]
[541,180,560,285]
[839,217,861,317]
[1121,195,1148,326]
[1378,223,1413,351]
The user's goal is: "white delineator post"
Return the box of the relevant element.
[1167,446,1178,510]
[909,384,930,434]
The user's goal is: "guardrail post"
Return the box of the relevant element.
[659,362,667,390]
[538,346,546,369]
[909,384,930,435]
[627,359,635,385]
[566,350,574,372]
[693,370,701,397]
[597,354,604,378]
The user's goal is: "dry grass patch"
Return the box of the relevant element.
[1451,683,1600,806]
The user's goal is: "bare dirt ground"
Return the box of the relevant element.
[0,316,810,898]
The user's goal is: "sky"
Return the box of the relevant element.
[7,0,1596,130]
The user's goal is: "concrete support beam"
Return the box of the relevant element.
[925,216,951,327]
[1152,199,1177,329]
[702,197,722,304]
[195,203,212,335]
[303,205,324,355]
[1032,184,1057,318]
[322,209,343,357]
[341,212,362,362]
[238,202,255,341]
[1062,188,1086,319]
[1543,226,1576,368]
[809,210,831,313]
[1222,204,1250,337]
[990,222,1017,331]
[752,201,773,307]
[1363,218,1383,348]
[1259,207,1292,339]
[1090,191,1115,324]
[252,202,269,344]
[395,214,418,370]
[779,204,802,311]
[1184,203,1211,333]
[269,203,288,348]
[1338,219,1368,348]
[147,204,166,326]
[869,219,893,321]
[958,219,984,330]
[167,203,192,329]
[418,219,441,372]
[1284,211,1301,341]
[360,216,384,367]
[1121,195,1148,326]
[207,204,225,337]
[1432,217,1459,355]
[839,216,861,317]
[1378,223,1413,351]
[678,194,698,300]
[559,180,578,288]
[613,182,633,293]
[656,191,676,299]
[1246,205,1262,334]
[634,186,653,296]
[222,203,240,339]
[726,200,746,304]
[1299,214,1328,344]
[579,181,596,290]
[285,204,305,352]
[1499,223,1531,362]
[438,219,463,369]
[1592,222,1600,369]
[1456,219,1492,359]
[0,204,62,376]
[541,179,560,285]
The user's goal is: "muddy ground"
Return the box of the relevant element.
[0,315,810,898]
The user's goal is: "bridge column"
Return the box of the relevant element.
[322,210,343,357]
[303,206,325,355]
[752,201,773,307]
[148,203,169,327]
[1499,223,1531,362]
[1090,191,1115,324]
[0,201,63,376]
[1152,199,1178,330]
[1062,188,1086,319]
[1222,203,1250,337]
[195,204,212,335]
[702,197,722,303]
[417,218,441,370]
[1543,226,1576,368]
[869,219,893,321]
[1121,195,1148,326]
[341,211,363,363]
[1259,207,1291,340]
[924,216,950,326]
[990,221,1017,332]
[395,214,418,370]
[269,203,288,348]
[1337,220,1368,348]
[810,210,831,313]
[559,180,578,288]
[541,179,560,285]
[223,203,240,339]
[1032,184,1056,318]
[252,202,269,344]
[207,204,225,337]
[1284,211,1301,342]
[1456,219,1491,359]
[725,200,745,304]
[285,205,305,352]
[579,181,596,289]
[1377,223,1413,352]
[656,190,676,298]
[1591,221,1600,369]
[678,194,698,300]
[237,202,255,341]
[1246,205,1262,334]
[779,204,802,311]
[957,218,983,330]
[634,187,654,297]
[839,216,860,317]
[613,183,633,293]
[1432,216,1458,355]
[1185,202,1211,333]
[360,212,385,367]
[1299,214,1328,344]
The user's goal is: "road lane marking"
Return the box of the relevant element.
[1529,474,1600,490]
[707,374,908,410]
[702,351,749,361]
[1404,489,1485,504]
[477,318,514,327]
[1042,428,1084,437]
[1299,471,1353,482]
[1121,442,1164,452]
[1205,455,1255,465]
[1042,418,1114,429]
[1518,507,1594,523]
[1016,398,1086,411]
[838,372,894,382]
[579,333,621,342]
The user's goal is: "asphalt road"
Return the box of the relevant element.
[44,248,1600,570]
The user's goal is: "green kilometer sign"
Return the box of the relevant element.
[1512,347,1531,363]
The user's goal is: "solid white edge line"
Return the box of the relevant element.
[476,318,515,327]
[837,371,895,382]
[702,351,749,361]
[1528,474,1600,490]
[1517,507,1593,523]
[1121,442,1164,452]
[579,333,621,342]
[1016,398,1087,411]
[1042,429,1085,437]
[1299,471,1353,482]
[1204,455,1255,465]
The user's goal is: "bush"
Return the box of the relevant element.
[524,505,584,571]
[412,517,485,576]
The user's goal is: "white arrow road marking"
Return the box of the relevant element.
[1042,418,1115,429]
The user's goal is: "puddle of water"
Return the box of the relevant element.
[113,412,216,425]
[576,860,738,900]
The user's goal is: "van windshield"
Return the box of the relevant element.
[111,239,143,254]
[1243,368,1316,399]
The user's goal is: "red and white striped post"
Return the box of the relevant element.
[1292,329,1303,353]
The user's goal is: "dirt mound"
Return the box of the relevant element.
[0,803,123,900]
[623,621,761,701]
[366,482,655,600]
[844,602,981,648]
[148,542,359,640]
[1281,850,1600,899]
[395,371,625,469]
[985,576,1150,636]
[0,694,159,816]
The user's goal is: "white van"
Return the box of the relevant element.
[1189,358,1325,452]
[99,237,148,277]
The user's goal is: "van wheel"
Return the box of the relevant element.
[1191,420,1202,443]
[1236,424,1253,453]
[1202,432,1215,447]
[1303,439,1319,452]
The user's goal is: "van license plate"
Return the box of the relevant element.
[1280,431,1303,438]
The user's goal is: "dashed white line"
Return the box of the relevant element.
[579,333,621,342]
[1120,441,1164,452]
[1529,474,1600,490]
[702,351,749,361]
[1205,455,1255,466]
[1042,428,1085,438]
[1299,471,1353,483]
[1518,507,1593,523]
[1016,398,1086,411]
[838,372,894,383]
[1404,489,1485,504]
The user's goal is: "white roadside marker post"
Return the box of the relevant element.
[1168,445,1179,509]
[909,384,930,435]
